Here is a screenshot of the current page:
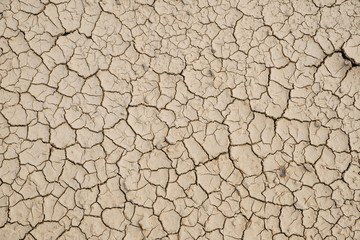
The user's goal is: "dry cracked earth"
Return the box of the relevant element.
[0,0,360,239]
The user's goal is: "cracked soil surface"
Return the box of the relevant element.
[1,0,360,239]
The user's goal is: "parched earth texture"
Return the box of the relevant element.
[0,0,360,239]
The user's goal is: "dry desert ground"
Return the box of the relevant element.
[0,0,360,239]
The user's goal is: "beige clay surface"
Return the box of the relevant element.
[0,0,360,239]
